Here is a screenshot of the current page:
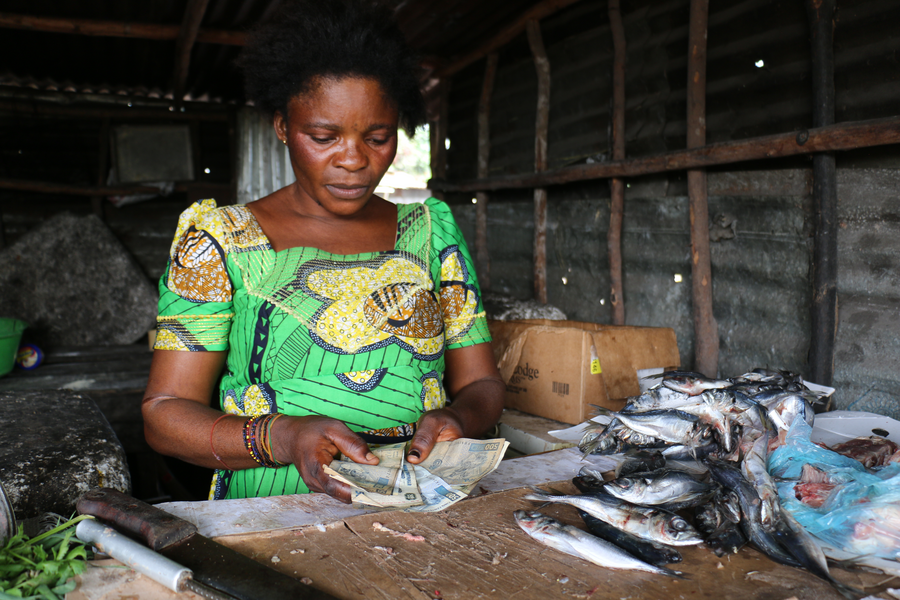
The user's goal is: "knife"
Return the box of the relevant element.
[77,488,338,600]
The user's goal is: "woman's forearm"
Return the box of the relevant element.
[444,375,505,437]
[142,395,259,471]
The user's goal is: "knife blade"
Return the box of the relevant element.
[77,488,338,600]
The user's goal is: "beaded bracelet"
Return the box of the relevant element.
[242,414,287,468]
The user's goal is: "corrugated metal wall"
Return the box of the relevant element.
[443,0,900,416]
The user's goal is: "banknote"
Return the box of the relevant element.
[415,438,509,487]
[325,437,509,511]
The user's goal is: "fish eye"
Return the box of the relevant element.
[672,519,688,531]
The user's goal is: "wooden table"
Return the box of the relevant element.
[68,449,898,600]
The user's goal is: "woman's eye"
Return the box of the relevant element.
[310,136,333,144]
[368,137,389,146]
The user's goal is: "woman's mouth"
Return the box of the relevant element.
[326,184,370,200]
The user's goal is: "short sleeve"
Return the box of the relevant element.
[426,198,492,349]
[154,199,235,352]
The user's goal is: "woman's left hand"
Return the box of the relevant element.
[406,343,505,464]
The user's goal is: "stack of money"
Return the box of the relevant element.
[324,438,509,512]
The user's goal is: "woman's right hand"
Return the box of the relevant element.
[271,415,379,503]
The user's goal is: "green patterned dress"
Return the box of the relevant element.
[154,197,490,500]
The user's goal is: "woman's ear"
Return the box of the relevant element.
[273,111,287,144]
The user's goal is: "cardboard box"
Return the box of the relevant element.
[489,319,680,424]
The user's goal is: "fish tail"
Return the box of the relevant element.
[658,566,688,580]
[522,485,552,503]
[590,404,615,417]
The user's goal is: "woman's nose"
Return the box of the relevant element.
[334,140,368,171]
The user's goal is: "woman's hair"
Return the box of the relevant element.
[236,0,427,136]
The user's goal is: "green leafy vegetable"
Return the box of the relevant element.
[0,514,93,600]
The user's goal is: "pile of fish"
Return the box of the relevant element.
[513,369,900,597]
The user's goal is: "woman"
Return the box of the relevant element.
[142,0,505,503]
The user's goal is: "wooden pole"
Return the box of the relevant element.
[608,0,627,325]
[429,80,451,201]
[429,115,900,192]
[171,0,211,108]
[475,53,499,292]
[527,20,551,305]
[0,13,245,45]
[807,0,838,387]
[687,0,718,377]
[436,0,582,78]
[91,118,111,220]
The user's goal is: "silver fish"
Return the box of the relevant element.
[661,374,732,396]
[513,510,683,577]
[740,431,780,531]
[523,487,703,547]
[603,469,714,507]
[592,407,701,446]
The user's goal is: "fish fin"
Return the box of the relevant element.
[660,567,688,580]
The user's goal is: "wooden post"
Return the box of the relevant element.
[91,118,110,220]
[527,20,550,305]
[687,0,718,377]
[608,0,627,325]
[475,53,499,292]
[807,0,838,386]
[430,80,451,201]
[171,0,211,108]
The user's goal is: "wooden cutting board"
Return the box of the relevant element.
[214,484,882,600]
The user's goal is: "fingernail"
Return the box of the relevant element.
[365,452,376,461]
[408,449,420,459]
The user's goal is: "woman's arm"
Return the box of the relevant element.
[406,342,505,464]
[142,349,378,501]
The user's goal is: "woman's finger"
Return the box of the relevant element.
[407,410,463,464]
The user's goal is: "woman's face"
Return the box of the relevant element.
[275,76,399,217]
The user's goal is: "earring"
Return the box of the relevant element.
[281,139,286,145]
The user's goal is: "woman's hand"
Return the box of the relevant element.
[407,343,505,464]
[270,415,379,503]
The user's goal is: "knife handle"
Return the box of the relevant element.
[76,518,193,593]
[77,488,197,551]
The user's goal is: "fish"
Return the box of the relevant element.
[693,493,747,556]
[602,469,714,507]
[615,449,667,477]
[523,487,703,547]
[513,510,684,578]
[591,407,703,446]
[705,459,803,568]
[772,506,862,599]
[660,440,720,461]
[622,386,697,413]
[659,374,732,396]
[577,510,683,566]
[740,432,780,531]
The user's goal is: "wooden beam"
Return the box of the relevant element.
[475,53,499,292]
[436,0,582,78]
[608,0,626,326]
[429,115,900,192]
[0,100,229,120]
[527,20,551,305]
[807,0,838,387]
[0,13,245,45]
[687,0,717,377]
[0,178,230,197]
[0,100,230,120]
[171,0,211,108]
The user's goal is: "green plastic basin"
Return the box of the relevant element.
[0,318,26,377]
